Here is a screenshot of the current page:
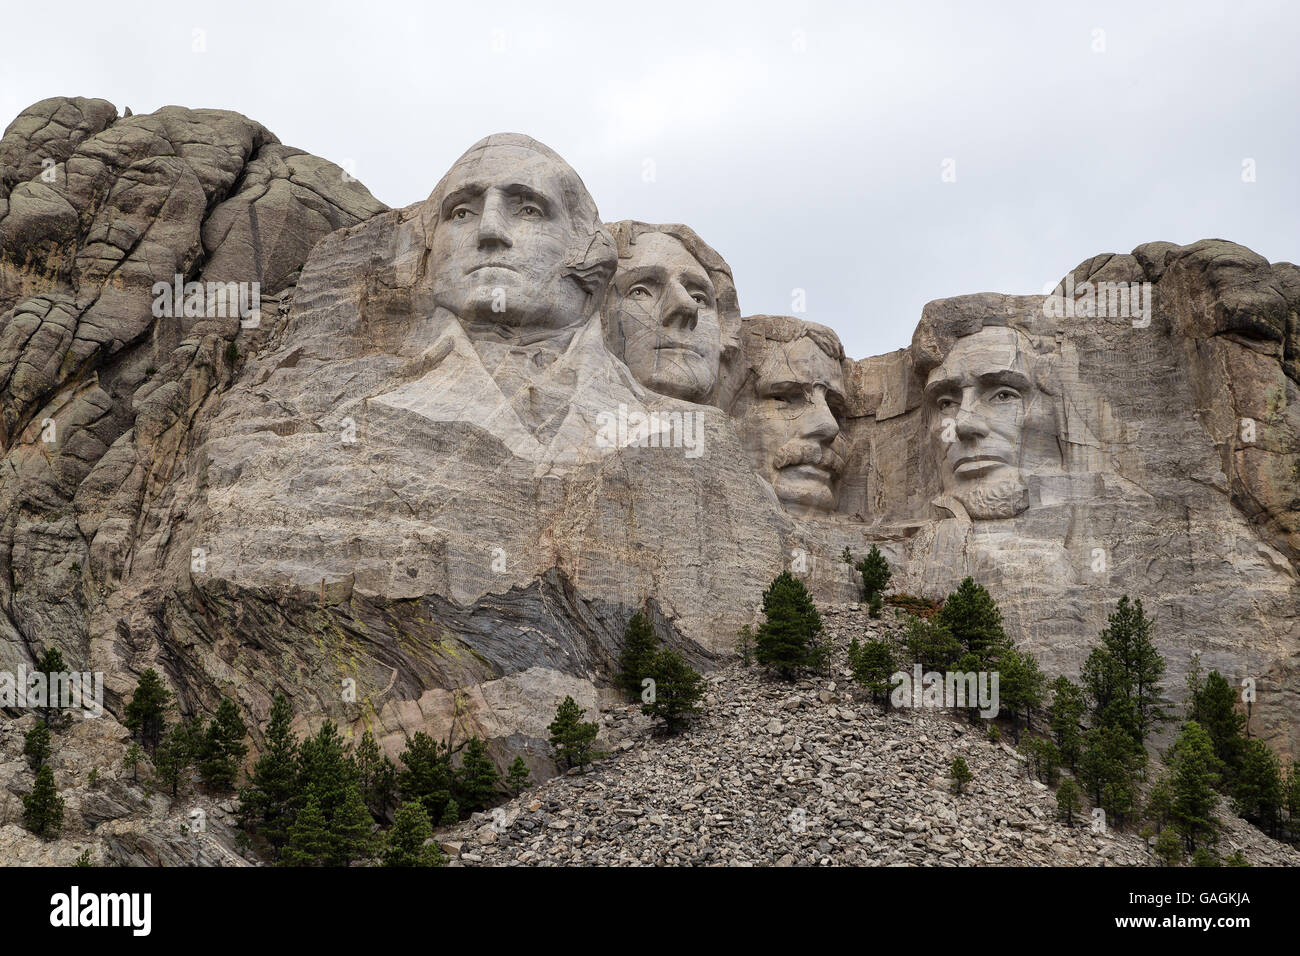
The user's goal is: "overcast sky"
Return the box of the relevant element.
[3,0,1296,360]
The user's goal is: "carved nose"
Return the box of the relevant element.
[954,406,989,439]
[803,390,840,441]
[662,283,699,332]
[477,198,512,250]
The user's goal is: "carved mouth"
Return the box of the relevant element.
[655,342,705,358]
[953,455,1007,477]
[467,263,519,275]
[782,463,834,482]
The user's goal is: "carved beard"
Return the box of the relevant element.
[954,476,1029,520]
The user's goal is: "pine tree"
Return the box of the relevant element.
[1081,596,1167,746]
[754,571,825,680]
[868,592,884,619]
[296,721,359,822]
[548,696,599,771]
[330,782,378,865]
[34,647,67,726]
[1168,720,1222,853]
[950,756,973,795]
[398,732,454,821]
[998,646,1046,730]
[123,743,144,783]
[505,756,531,795]
[238,693,299,853]
[439,798,460,827]
[1078,724,1144,826]
[23,765,64,838]
[936,578,1010,666]
[616,611,659,699]
[855,545,891,602]
[455,737,501,812]
[23,721,51,770]
[154,718,202,798]
[383,801,446,867]
[1047,676,1086,771]
[280,792,331,867]
[1188,670,1246,774]
[1233,738,1283,836]
[640,648,708,733]
[354,729,397,819]
[198,697,248,790]
[849,637,896,712]
[124,668,172,753]
[903,616,961,671]
[1056,777,1083,826]
[1154,827,1183,866]
[1287,761,1300,823]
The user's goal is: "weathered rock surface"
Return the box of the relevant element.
[0,100,1296,864]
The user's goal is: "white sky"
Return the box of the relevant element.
[2,0,1296,360]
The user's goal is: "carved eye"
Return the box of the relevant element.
[691,292,709,305]
[936,397,957,412]
[519,204,542,218]
[451,206,473,221]
[990,388,1020,403]
[628,285,652,299]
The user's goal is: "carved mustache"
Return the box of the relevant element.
[773,440,844,477]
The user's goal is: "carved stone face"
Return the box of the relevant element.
[924,326,1037,519]
[428,142,594,330]
[743,334,847,516]
[607,231,722,403]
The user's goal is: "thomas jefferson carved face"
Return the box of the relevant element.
[739,322,847,516]
[427,137,611,331]
[924,326,1039,519]
[607,231,722,403]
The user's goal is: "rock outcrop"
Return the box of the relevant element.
[0,99,1296,867]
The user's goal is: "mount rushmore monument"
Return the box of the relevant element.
[0,98,1297,781]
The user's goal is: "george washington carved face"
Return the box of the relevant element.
[425,134,615,332]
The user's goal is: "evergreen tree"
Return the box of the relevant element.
[754,571,825,680]
[123,668,172,753]
[398,732,454,821]
[1154,827,1183,866]
[505,756,531,795]
[1287,762,1300,823]
[1047,676,1086,771]
[548,696,599,771]
[330,782,378,865]
[439,798,460,827]
[1145,773,1174,832]
[998,646,1046,730]
[640,648,708,733]
[296,721,359,821]
[382,801,446,867]
[154,718,202,798]
[23,721,51,771]
[903,616,961,671]
[1188,670,1246,775]
[1225,850,1250,867]
[34,647,67,726]
[1168,720,1221,853]
[1082,596,1167,746]
[1234,738,1283,836]
[238,693,299,853]
[616,611,659,699]
[198,697,248,790]
[855,545,891,602]
[1020,736,1061,786]
[1191,847,1220,867]
[1078,724,1144,826]
[950,756,973,795]
[280,792,331,867]
[868,592,884,619]
[455,737,501,812]
[23,765,63,838]
[1056,777,1083,826]
[123,743,144,783]
[849,637,896,712]
[354,729,397,820]
[936,578,1010,666]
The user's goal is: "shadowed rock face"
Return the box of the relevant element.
[0,100,1296,793]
